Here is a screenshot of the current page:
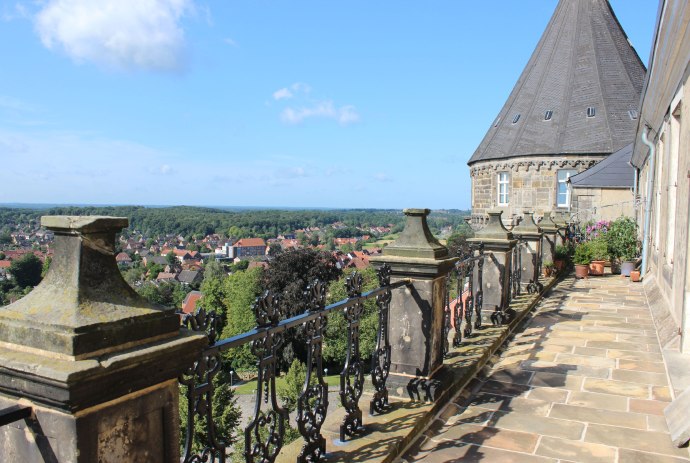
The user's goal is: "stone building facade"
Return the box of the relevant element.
[470,156,601,222]
[468,0,645,225]
[631,0,690,355]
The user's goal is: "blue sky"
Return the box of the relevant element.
[0,1,658,210]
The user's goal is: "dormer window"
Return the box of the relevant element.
[544,110,553,121]
[493,116,501,127]
[512,114,521,124]
[587,107,596,118]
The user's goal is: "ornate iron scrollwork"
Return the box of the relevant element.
[463,254,475,338]
[296,280,329,463]
[370,264,392,415]
[442,270,452,357]
[245,292,289,463]
[474,244,485,330]
[340,272,365,441]
[180,309,227,463]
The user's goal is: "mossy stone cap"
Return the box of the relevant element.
[382,208,448,259]
[0,215,180,359]
[513,211,542,235]
[474,209,513,240]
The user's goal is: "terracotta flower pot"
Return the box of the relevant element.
[589,260,606,276]
[630,270,641,282]
[575,264,589,279]
[554,259,565,272]
[543,267,553,278]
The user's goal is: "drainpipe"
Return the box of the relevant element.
[641,127,656,278]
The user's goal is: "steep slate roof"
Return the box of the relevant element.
[570,143,634,188]
[469,0,645,165]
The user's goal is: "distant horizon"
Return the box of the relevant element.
[0,202,470,213]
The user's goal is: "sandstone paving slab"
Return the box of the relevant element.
[430,423,540,454]
[653,385,673,401]
[611,368,669,386]
[524,386,570,403]
[585,423,690,458]
[529,371,584,390]
[586,340,657,352]
[647,414,670,432]
[534,436,616,463]
[566,391,628,412]
[402,441,558,463]
[583,377,651,398]
[618,359,667,373]
[468,394,552,416]
[519,360,611,378]
[486,368,534,385]
[487,409,584,440]
[554,352,617,368]
[572,346,608,357]
[617,448,690,463]
[548,403,647,429]
[629,398,669,415]
[606,349,664,362]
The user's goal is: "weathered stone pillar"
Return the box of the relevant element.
[512,211,543,288]
[370,209,456,399]
[0,216,206,462]
[550,212,569,248]
[540,212,558,264]
[468,210,517,323]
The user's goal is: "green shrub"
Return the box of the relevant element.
[606,217,639,261]
[589,237,609,261]
[573,242,594,265]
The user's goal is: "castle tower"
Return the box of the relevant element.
[468,0,645,222]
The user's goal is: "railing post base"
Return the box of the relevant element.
[0,216,206,462]
[371,209,457,402]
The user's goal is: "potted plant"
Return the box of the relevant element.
[607,217,639,277]
[573,241,593,279]
[543,261,555,277]
[588,237,608,276]
[554,244,570,273]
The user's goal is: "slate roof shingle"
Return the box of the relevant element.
[468,0,646,165]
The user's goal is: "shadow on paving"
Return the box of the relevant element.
[401,276,583,462]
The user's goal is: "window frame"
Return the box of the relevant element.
[497,171,510,206]
[556,169,578,208]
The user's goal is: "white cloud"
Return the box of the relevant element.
[373,173,392,182]
[291,82,311,94]
[160,164,173,174]
[273,88,293,100]
[223,37,238,47]
[34,0,195,72]
[281,100,360,126]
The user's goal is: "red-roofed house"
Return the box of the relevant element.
[115,252,133,266]
[182,291,202,315]
[233,238,267,259]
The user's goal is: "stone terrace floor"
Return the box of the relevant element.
[400,274,690,463]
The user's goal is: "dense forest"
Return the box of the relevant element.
[0,205,471,239]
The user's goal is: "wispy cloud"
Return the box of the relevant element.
[223,37,238,47]
[273,82,358,126]
[281,100,360,126]
[273,88,293,100]
[372,173,393,182]
[34,0,196,72]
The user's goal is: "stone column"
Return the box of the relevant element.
[468,210,517,324]
[512,211,544,288]
[0,216,206,462]
[370,209,456,399]
[540,212,558,264]
[550,212,569,248]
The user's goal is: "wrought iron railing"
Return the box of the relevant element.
[180,264,408,463]
[443,244,485,356]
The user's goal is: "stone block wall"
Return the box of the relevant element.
[470,155,603,219]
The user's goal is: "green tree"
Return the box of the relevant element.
[277,359,307,413]
[179,369,241,454]
[221,267,264,372]
[9,254,43,288]
[0,252,5,260]
[0,233,11,245]
[323,267,380,365]
[198,275,227,319]
[204,258,226,281]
